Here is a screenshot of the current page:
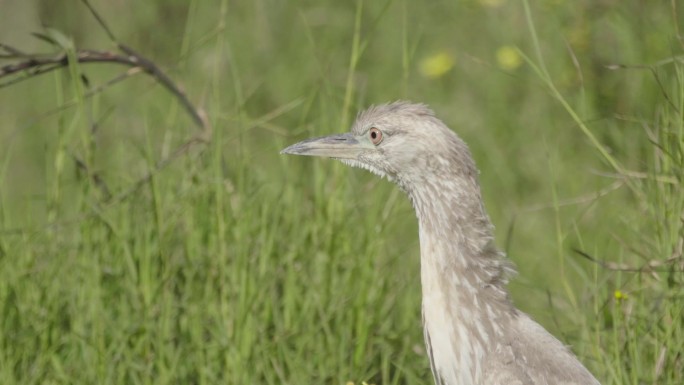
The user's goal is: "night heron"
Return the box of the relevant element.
[281,102,600,385]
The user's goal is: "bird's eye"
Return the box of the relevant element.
[369,127,383,145]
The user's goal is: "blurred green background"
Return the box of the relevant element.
[1,0,682,384]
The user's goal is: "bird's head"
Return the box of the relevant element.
[281,101,476,193]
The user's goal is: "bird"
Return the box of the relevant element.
[281,101,600,385]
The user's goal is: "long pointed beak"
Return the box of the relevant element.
[280,133,369,159]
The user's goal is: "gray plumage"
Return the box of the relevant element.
[281,101,600,385]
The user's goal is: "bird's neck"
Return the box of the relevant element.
[409,177,516,384]
[409,176,513,299]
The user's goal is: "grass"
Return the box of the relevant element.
[0,0,683,384]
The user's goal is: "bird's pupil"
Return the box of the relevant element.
[371,132,376,139]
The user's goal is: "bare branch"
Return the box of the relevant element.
[0,1,212,238]
[1,47,207,130]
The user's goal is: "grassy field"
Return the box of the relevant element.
[0,0,682,384]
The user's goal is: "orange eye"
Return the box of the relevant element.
[369,127,383,145]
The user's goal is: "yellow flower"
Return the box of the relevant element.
[496,45,523,71]
[614,290,627,301]
[419,51,455,79]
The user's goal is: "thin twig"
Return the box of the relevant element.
[0,43,30,57]
[80,0,118,43]
[72,153,112,200]
[605,63,680,115]
[573,248,683,273]
[0,129,207,236]
[520,180,624,212]
[2,67,143,147]
[119,44,206,129]
[592,169,679,185]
